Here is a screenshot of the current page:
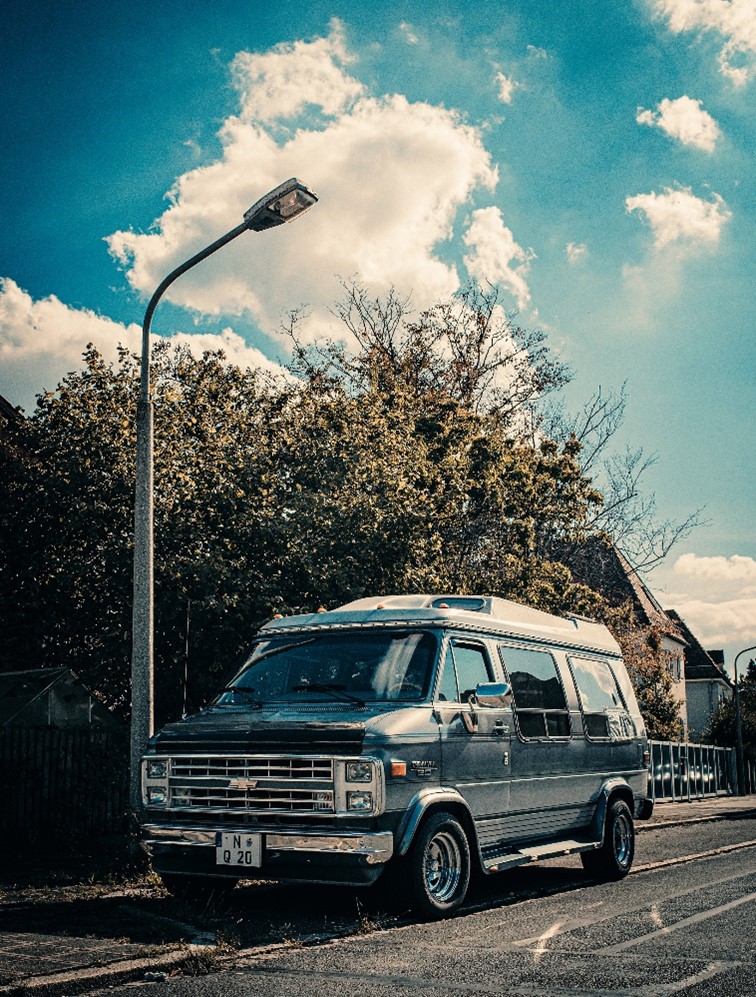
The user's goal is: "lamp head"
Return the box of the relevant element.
[244,178,318,232]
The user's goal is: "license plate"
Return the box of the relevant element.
[215,831,262,867]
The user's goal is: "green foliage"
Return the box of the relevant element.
[705,661,756,760]
[0,283,683,735]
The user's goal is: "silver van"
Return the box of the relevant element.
[141,594,652,916]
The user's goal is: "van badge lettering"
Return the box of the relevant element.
[228,777,258,791]
[411,760,437,777]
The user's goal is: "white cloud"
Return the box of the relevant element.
[625,186,731,248]
[650,0,756,85]
[659,553,756,655]
[495,71,520,104]
[636,95,721,151]
[399,22,420,44]
[673,552,756,590]
[527,45,549,59]
[107,23,508,349]
[231,18,364,122]
[566,242,589,264]
[462,207,534,310]
[0,278,285,412]
[0,278,140,410]
[3,25,533,406]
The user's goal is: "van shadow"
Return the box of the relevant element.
[1,861,591,951]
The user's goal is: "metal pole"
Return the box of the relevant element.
[732,645,755,797]
[129,221,250,813]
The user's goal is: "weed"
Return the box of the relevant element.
[280,922,304,948]
[354,897,377,935]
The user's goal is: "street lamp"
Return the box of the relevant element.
[129,178,318,811]
[733,644,756,796]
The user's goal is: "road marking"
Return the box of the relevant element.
[645,961,740,996]
[513,859,756,949]
[599,892,756,953]
[529,918,566,963]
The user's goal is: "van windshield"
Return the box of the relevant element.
[216,630,439,706]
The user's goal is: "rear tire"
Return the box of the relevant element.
[407,811,471,918]
[581,799,635,880]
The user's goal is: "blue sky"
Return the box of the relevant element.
[2,0,754,666]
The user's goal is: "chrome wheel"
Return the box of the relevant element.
[581,798,635,881]
[408,811,471,916]
[424,829,463,903]
[613,810,633,868]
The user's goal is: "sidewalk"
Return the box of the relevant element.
[1,794,754,997]
[642,793,756,828]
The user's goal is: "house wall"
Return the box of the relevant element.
[662,635,688,735]
[686,679,730,742]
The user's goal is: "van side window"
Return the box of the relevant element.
[439,641,492,701]
[569,655,635,740]
[499,645,570,739]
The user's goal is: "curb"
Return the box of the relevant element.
[0,943,220,997]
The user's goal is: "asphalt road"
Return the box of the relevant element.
[86,817,756,997]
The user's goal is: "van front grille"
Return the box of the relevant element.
[166,755,335,815]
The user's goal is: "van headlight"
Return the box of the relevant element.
[346,760,373,783]
[335,758,383,816]
[347,791,373,811]
[147,759,168,779]
[142,756,169,807]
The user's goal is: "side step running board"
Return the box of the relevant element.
[483,837,601,873]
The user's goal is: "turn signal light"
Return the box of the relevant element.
[390,761,407,777]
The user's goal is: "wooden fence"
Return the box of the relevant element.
[0,726,130,850]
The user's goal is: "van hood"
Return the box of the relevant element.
[151,705,374,755]
[150,702,439,755]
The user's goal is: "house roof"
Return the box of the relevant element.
[0,668,69,725]
[557,537,684,641]
[665,610,732,685]
[0,393,23,426]
[0,667,122,728]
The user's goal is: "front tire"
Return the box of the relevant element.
[581,799,635,880]
[407,811,471,918]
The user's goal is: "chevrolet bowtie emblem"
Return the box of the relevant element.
[228,777,258,791]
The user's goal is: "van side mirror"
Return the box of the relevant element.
[475,681,512,708]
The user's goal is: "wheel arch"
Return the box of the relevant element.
[590,778,635,844]
[395,788,478,861]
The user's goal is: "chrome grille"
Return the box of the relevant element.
[166,755,335,815]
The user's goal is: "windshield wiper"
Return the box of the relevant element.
[291,683,366,708]
[218,686,264,709]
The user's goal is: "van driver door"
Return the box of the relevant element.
[435,637,511,847]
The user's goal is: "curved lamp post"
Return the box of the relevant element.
[733,644,756,796]
[130,179,318,810]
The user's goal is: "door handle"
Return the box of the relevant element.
[494,720,509,735]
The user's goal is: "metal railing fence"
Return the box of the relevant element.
[649,739,747,801]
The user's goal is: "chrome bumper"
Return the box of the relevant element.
[142,824,394,865]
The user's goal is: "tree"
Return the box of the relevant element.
[705,660,756,761]
[0,283,691,737]
[541,383,705,571]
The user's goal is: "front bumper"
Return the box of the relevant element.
[142,824,394,886]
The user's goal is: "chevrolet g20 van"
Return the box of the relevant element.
[141,595,653,916]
